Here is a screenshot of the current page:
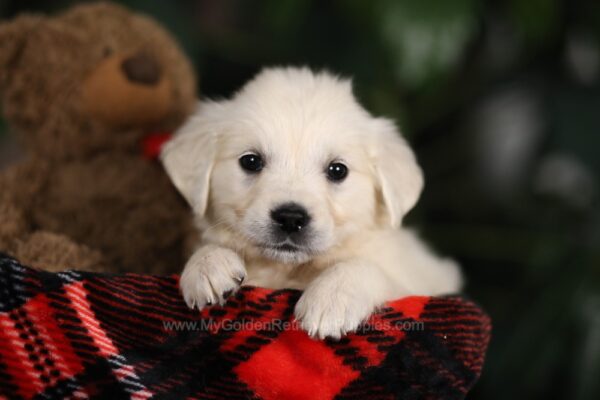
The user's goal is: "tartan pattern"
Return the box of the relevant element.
[0,253,491,399]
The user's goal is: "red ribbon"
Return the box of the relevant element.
[141,132,173,160]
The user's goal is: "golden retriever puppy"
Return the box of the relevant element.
[161,67,462,339]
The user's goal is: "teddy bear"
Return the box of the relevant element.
[0,2,197,274]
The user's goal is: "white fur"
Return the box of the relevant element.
[161,67,462,339]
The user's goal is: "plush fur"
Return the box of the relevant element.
[0,3,196,273]
[161,67,463,339]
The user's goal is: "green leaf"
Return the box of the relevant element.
[377,0,479,90]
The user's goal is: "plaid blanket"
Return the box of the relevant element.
[0,254,490,399]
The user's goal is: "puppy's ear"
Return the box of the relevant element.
[0,15,40,85]
[161,104,218,216]
[371,118,424,228]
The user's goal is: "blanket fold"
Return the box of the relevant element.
[0,254,490,399]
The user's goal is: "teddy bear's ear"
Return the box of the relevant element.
[0,15,41,85]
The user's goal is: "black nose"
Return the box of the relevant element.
[270,203,311,234]
[121,52,162,85]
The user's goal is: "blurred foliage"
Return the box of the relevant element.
[1,1,599,399]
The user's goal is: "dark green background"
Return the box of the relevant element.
[1,1,599,399]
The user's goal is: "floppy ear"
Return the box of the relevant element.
[371,118,424,228]
[0,15,40,85]
[160,104,218,216]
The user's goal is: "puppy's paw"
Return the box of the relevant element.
[294,272,378,340]
[180,245,246,310]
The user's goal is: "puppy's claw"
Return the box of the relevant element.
[184,296,195,309]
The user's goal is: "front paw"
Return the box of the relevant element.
[294,274,378,340]
[180,245,247,310]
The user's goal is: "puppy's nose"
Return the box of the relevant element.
[270,203,311,233]
[121,52,162,85]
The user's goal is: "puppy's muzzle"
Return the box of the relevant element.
[270,203,311,234]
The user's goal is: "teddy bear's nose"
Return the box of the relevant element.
[121,52,162,85]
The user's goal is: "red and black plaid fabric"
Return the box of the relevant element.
[0,253,491,399]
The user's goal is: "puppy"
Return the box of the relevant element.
[161,67,462,339]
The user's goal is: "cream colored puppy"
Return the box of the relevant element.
[161,67,462,339]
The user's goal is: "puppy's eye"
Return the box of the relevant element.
[239,153,264,173]
[327,162,348,182]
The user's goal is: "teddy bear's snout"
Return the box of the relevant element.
[121,52,162,86]
[81,50,173,127]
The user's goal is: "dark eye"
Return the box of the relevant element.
[239,153,264,173]
[327,162,348,182]
[103,46,113,58]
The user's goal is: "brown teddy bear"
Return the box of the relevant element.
[0,2,197,273]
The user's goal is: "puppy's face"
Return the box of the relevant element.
[162,68,423,265]
[209,109,378,264]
